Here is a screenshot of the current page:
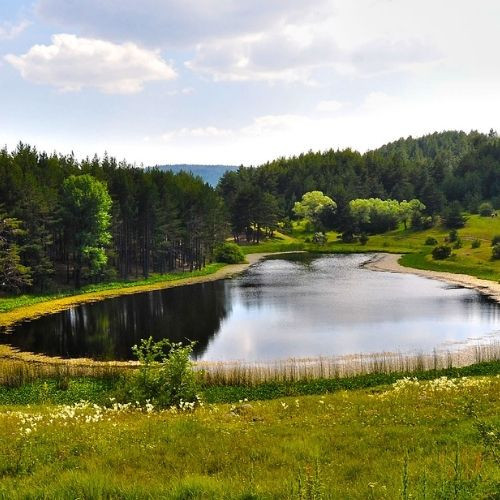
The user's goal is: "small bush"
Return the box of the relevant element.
[492,235,500,247]
[471,239,481,249]
[312,232,327,245]
[122,337,199,408]
[304,237,311,243]
[359,233,369,245]
[492,244,500,260]
[432,245,452,260]
[448,229,458,242]
[425,237,438,246]
[214,242,245,264]
[341,231,356,243]
[453,238,462,249]
[478,201,494,217]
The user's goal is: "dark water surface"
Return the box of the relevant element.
[2,254,499,361]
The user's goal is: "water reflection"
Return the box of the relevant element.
[3,282,231,360]
[2,253,499,361]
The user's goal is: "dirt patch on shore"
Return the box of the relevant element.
[364,253,500,304]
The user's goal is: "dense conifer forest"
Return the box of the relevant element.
[2,130,500,293]
[218,130,500,238]
[0,145,227,292]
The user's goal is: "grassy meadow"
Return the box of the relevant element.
[0,373,499,499]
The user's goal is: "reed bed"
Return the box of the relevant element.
[196,341,500,386]
[1,341,499,388]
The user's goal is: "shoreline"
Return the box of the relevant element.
[0,252,300,364]
[364,253,500,304]
[2,250,499,368]
[0,253,277,331]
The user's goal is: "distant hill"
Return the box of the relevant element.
[151,164,240,186]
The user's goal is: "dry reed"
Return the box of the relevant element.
[1,341,498,387]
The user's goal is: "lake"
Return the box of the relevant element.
[2,253,499,361]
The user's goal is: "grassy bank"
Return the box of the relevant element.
[0,373,498,498]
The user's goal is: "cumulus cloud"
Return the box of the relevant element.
[0,20,30,40]
[5,34,176,94]
[37,0,327,47]
[186,28,343,83]
[316,100,344,112]
[186,26,436,83]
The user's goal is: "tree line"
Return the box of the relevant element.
[0,144,226,293]
[218,130,500,238]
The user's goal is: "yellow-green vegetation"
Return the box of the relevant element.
[240,215,500,282]
[0,374,498,498]
[0,263,230,329]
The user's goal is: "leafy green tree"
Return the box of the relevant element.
[61,175,112,288]
[399,199,426,230]
[293,191,337,230]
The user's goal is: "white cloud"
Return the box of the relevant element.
[0,20,30,40]
[150,84,500,165]
[186,21,438,83]
[5,34,176,94]
[316,100,343,112]
[37,0,328,47]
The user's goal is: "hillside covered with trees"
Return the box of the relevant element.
[218,130,500,240]
[2,130,500,294]
[0,145,226,292]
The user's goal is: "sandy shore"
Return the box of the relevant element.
[364,253,500,304]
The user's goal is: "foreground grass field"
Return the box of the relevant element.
[0,374,498,499]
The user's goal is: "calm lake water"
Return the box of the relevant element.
[2,253,499,361]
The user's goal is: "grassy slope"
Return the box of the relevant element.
[240,215,500,282]
[0,375,498,499]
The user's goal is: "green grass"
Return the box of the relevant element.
[0,263,226,314]
[0,374,498,498]
[1,361,498,406]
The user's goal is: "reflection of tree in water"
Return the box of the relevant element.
[3,281,231,361]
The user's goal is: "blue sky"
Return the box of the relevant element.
[1,0,500,166]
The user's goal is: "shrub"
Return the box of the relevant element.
[471,239,481,249]
[492,235,500,247]
[214,242,245,264]
[123,337,199,408]
[341,231,356,243]
[425,237,438,245]
[359,233,369,245]
[478,202,494,217]
[432,245,452,260]
[453,239,462,249]
[312,232,327,245]
[448,229,458,242]
[492,244,500,260]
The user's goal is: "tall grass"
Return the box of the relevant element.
[3,341,498,389]
[196,342,500,386]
